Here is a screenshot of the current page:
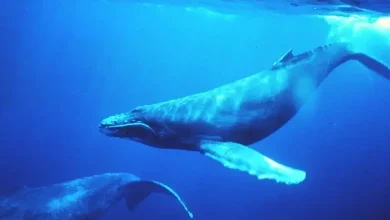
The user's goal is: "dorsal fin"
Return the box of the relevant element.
[272,49,294,67]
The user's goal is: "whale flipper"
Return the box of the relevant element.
[125,180,194,218]
[199,141,306,185]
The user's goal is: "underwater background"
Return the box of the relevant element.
[1,0,390,219]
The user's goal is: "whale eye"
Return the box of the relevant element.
[125,119,135,123]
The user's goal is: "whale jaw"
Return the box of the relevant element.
[99,121,156,138]
[99,112,158,143]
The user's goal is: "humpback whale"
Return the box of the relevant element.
[99,42,390,185]
[0,173,193,219]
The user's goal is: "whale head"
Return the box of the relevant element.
[99,107,159,145]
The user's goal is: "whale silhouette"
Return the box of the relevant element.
[99,42,390,185]
[0,173,193,219]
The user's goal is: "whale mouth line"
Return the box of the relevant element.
[99,121,157,138]
[105,123,139,129]
[107,122,154,131]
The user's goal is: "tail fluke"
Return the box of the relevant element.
[125,180,193,218]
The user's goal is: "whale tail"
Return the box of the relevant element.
[125,180,193,218]
[199,141,306,185]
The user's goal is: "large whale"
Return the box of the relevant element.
[0,173,193,219]
[99,42,390,185]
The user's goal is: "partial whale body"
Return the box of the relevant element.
[99,42,390,185]
[0,173,193,219]
[134,0,390,19]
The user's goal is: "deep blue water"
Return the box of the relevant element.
[1,1,390,219]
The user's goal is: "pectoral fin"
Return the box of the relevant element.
[199,141,306,185]
[125,180,193,218]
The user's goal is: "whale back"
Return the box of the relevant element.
[0,174,138,219]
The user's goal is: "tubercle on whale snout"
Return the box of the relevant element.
[99,109,145,126]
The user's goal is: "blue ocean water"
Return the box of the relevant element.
[1,1,390,219]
